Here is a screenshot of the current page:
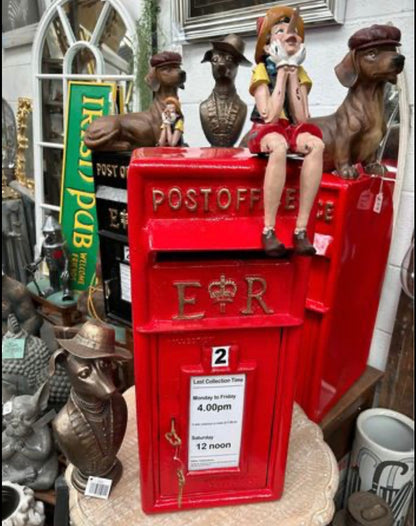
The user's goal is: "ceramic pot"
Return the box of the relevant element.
[345,409,414,526]
[2,482,45,526]
[333,491,394,525]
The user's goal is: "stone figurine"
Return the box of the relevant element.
[27,215,72,301]
[2,270,43,337]
[50,319,132,493]
[2,314,71,406]
[157,96,185,147]
[84,51,186,151]
[200,34,251,147]
[2,381,59,490]
[310,24,405,179]
[2,481,45,526]
[247,6,324,257]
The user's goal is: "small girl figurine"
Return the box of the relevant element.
[158,97,184,147]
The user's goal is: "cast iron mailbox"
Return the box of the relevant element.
[127,147,314,513]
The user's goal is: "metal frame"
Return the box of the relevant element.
[173,0,346,42]
[32,0,138,253]
[2,0,46,48]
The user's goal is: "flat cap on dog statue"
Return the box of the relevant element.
[310,24,404,179]
[84,51,186,151]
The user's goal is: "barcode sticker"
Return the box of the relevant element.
[373,192,383,214]
[3,401,13,416]
[84,476,112,499]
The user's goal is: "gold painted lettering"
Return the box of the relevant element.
[200,188,212,212]
[236,188,247,210]
[73,232,93,248]
[185,188,198,211]
[285,187,297,210]
[67,188,96,209]
[217,188,232,210]
[152,189,165,211]
[108,208,120,229]
[168,187,182,210]
[81,106,104,129]
[241,277,274,315]
[172,281,205,320]
[74,210,94,232]
[325,201,335,223]
[79,139,90,160]
[250,188,261,210]
[120,165,127,178]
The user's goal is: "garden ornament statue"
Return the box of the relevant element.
[84,51,186,151]
[2,269,42,337]
[200,33,251,147]
[247,5,324,257]
[2,380,59,490]
[2,481,45,526]
[2,314,70,407]
[157,96,185,147]
[26,215,72,301]
[311,24,405,179]
[51,319,132,493]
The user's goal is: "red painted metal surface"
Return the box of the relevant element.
[295,167,394,422]
[127,147,314,513]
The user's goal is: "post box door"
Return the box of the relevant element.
[157,328,282,499]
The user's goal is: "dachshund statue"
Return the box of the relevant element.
[310,25,405,179]
[84,52,186,151]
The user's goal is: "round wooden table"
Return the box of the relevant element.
[66,386,338,526]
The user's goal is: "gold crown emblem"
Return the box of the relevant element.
[208,274,237,314]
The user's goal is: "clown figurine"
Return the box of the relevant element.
[248,6,324,256]
[158,96,185,147]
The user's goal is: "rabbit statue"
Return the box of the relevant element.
[2,381,59,490]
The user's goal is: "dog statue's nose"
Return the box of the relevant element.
[394,54,405,69]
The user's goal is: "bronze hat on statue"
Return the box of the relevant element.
[202,33,252,66]
[56,319,131,361]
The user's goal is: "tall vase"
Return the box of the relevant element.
[345,409,414,526]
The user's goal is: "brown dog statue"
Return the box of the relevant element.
[310,25,405,179]
[84,52,186,151]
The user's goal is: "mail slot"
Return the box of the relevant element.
[127,147,315,513]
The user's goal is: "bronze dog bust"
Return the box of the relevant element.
[200,34,251,147]
[311,25,405,179]
[51,320,131,493]
[84,52,186,151]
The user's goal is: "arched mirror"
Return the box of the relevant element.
[32,0,138,251]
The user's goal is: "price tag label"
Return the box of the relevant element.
[188,374,245,471]
[373,192,383,214]
[3,401,13,416]
[119,263,131,303]
[84,476,112,499]
[2,338,26,360]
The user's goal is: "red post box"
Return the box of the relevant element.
[295,170,394,422]
[127,147,314,513]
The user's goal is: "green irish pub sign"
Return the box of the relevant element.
[60,81,115,291]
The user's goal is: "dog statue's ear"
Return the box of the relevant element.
[335,50,358,88]
[145,67,160,92]
[49,348,68,377]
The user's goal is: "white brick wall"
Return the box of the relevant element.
[157,0,414,372]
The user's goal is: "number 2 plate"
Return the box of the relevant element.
[211,346,230,368]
